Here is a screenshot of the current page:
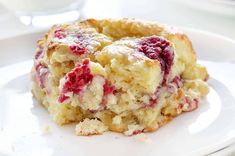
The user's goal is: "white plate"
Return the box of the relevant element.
[0,29,235,156]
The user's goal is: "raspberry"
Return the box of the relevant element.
[58,59,93,103]
[58,94,69,103]
[103,80,116,96]
[54,29,67,39]
[69,44,86,55]
[139,37,174,85]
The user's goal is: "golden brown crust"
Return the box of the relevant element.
[144,116,173,132]
[81,18,197,65]
[44,18,196,64]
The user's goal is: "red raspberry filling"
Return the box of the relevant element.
[147,98,157,108]
[35,62,48,88]
[54,29,67,39]
[54,29,86,55]
[103,80,116,96]
[69,44,86,55]
[179,97,199,112]
[147,76,183,107]
[34,47,48,88]
[69,34,87,55]
[167,76,183,94]
[128,129,144,136]
[139,36,174,85]
[58,59,93,103]
[185,98,199,112]
[85,79,116,113]
[101,80,116,105]
[171,76,182,88]
[145,88,161,108]
[34,50,43,60]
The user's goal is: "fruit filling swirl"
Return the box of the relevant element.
[34,48,49,88]
[178,96,199,112]
[138,36,174,85]
[58,59,116,105]
[35,63,48,88]
[101,80,116,105]
[146,76,183,108]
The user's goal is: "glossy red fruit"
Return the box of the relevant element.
[139,36,174,85]
[59,59,93,103]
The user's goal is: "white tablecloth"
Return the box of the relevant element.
[0,0,234,155]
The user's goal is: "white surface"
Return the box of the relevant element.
[0,0,235,39]
[0,0,81,14]
[0,29,235,156]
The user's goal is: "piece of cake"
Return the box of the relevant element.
[31,18,209,136]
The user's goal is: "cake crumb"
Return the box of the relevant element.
[134,133,152,143]
[124,124,144,136]
[75,118,108,136]
[41,125,50,135]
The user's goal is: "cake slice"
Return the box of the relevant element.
[31,18,209,136]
